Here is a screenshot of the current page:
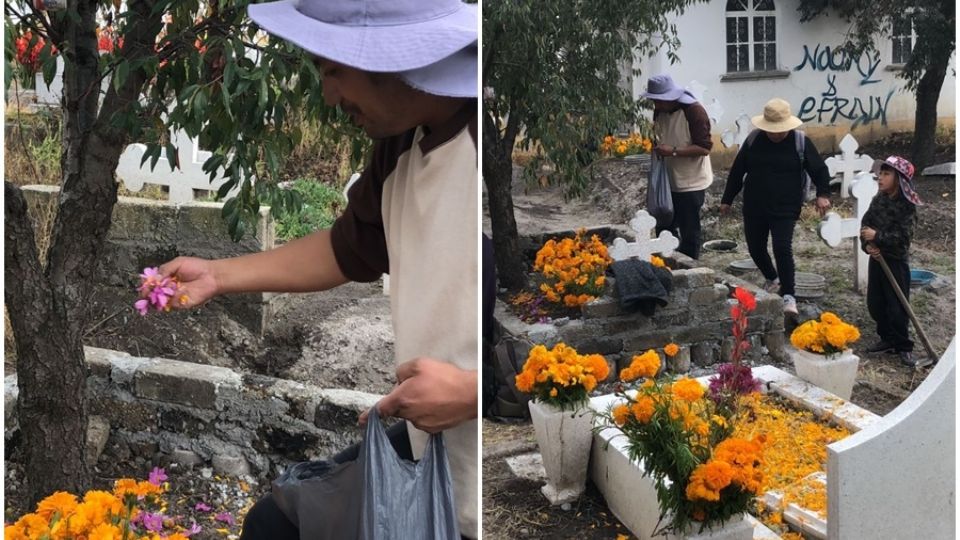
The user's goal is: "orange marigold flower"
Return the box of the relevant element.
[630,395,656,423]
[36,491,78,520]
[672,377,705,402]
[612,404,631,426]
[622,350,660,381]
[664,343,680,357]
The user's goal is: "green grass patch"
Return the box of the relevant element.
[275,179,345,242]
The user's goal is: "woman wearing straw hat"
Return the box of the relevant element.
[641,74,714,260]
[720,98,832,315]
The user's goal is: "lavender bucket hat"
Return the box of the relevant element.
[640,74,698,104]
[248,0,477,97]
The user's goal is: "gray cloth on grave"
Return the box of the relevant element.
[610,259,673,316]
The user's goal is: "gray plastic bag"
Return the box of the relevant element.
[647,152,674,229]
[271,406,461,540]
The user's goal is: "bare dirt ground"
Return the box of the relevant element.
[481,131,956,539]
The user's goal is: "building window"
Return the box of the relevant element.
[891,16,914,65]
[726,0,777,73]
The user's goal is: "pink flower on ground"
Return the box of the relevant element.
[135,299,150,316]
[148,466,167,486]
[184,521,202,536]
[141,511,164,532]
[194,502,212,512]
[214,512,235,526]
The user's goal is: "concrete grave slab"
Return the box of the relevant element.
[826,338,955,540]
[921,162,955,176]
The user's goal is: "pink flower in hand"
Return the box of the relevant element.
[136,267,183,315]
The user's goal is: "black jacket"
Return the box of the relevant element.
[721,131,831,219]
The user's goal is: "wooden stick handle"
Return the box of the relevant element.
[876,253,938,361]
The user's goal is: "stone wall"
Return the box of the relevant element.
[496,261,786,376]
[21,185,277,335]
[4,347,381,478]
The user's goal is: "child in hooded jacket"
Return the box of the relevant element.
[859,155,923,367]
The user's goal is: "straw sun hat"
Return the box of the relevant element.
[751,98,803,133]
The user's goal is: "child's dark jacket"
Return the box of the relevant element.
[860,193,917,261]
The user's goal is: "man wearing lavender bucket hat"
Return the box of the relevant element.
[641,74,714,260]
[155,1,479,538]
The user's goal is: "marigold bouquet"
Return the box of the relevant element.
[534,229,612,308]
[4,468,203,540]
[603,349,765,534]
[515,342,610,411]
[600,133,654,158]
[790,312,860,357]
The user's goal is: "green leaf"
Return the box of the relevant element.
[42,54,57,88]
[165,142,179,171]
[114,59,130,92]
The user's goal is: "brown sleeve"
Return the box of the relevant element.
[683,103,714,151]
[329,131,415,282]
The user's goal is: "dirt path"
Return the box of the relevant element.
[482,136,955,539]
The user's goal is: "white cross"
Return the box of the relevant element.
[608,210,680,261]
[720,113,752,149]
[118,128,241,203]
[818,171,878,293]
[824,133,874,199]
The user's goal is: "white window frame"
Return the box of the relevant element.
[891,11,916,65]
[725,0,778,74]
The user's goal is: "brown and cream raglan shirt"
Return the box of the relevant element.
[330,100,478,537]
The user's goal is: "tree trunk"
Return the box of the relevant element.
[5,183,91,505]
[483,108,528,291]
[908,33,951,170]
[5,0,166,506]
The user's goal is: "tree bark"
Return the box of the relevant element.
[483,106,528,291]
[5,182,90,505]
[5,0,166,506]
[908,48,950,171]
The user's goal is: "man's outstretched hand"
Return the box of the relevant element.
[362,358,478,434]
[158,256,221,309]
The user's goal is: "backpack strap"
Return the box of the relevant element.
[743,129,760,150]
[795,129,806,167]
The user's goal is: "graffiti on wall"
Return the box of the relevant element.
[795,44,897,128]
[797,74,896,129]
[794,43,882,86]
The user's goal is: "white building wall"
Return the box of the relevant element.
[633,0,956,159]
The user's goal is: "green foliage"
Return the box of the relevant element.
[796,0,955,92]
[4,0,371,241]
[274,179,344,242]
[483,0,707,196]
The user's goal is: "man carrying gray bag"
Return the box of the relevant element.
[155,0,480,538]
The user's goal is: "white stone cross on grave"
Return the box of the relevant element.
[720,113,752,149]
[608,210,680,261]
[818,171,878,293]
[117,128,241,203]
[825,134,874,199]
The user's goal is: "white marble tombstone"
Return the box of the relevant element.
[117,128,240,203]
[826,338,955,540]
[608,210,679,262]
[824,134,874,199]
[818,171,879,293]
